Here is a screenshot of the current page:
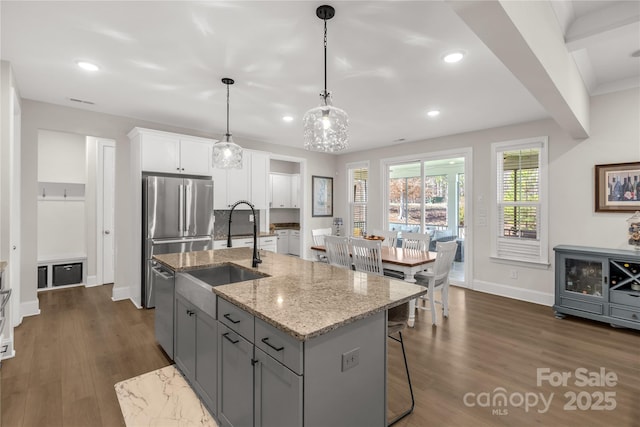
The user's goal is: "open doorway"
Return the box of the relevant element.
[384,148,471,287]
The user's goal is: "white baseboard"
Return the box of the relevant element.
[111,285,130,302]
[85,275,98,287]
[21,299,41,317]
[129,298,142,309]
[473,280,554,306]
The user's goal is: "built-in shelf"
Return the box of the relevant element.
[38,182,85,201]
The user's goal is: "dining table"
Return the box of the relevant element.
[310,244,437,327]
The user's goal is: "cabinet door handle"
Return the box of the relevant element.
[223,313,240,324]
[186,310,195,316]
[223,332,239,344]
[261,337,284,352]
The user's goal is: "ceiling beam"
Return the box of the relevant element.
[448,0,590,139]
[565,2,640,52]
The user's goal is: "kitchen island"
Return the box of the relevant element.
[154,247,427,427]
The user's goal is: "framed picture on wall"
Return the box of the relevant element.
[312,175,333,217]
[595,162,640,212]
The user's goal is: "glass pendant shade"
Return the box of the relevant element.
[213,77,243,169]
[303,91,349,152]
[212,134,243,169]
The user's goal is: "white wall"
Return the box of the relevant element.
[335,88,640,305]
[37,130,86,258]
[20,100,337,308]
[37,130,86,182]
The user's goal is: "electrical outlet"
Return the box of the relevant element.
[342,348,360,372]
[510,270,518,279]
[249,214,254,222]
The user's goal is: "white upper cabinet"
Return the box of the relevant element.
[250,150,270,210]
[271,173,291,208]
[212,149,270,210]
[132,127,214,176]
[179,137,213,176]
[270,173,300,208]
[290,174,300,208]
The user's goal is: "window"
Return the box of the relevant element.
[348,163,368,237]
[492,137,548,264]
[388,162,422,233]
[424,174,448,231]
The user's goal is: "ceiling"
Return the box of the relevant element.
[1,1,638,154]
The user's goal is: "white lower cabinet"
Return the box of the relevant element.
[214,236,277,252]
[289,230,300,256]
[259,236,277,253]
[276,230,289,254]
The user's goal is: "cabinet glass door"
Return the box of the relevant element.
[563,257,605,297]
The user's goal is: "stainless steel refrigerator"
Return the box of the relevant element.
[143,175,214,308]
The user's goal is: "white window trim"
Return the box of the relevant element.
[491,136,549,265]
[346,161,369,237]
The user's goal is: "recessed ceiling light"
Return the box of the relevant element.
[443,52,464,63]
[282,116,294,122]
[427,110,440,118]
[76,61,99,71]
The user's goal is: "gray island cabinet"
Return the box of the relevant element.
[153,247,427,427]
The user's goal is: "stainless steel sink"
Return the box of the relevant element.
[187,263,269,287]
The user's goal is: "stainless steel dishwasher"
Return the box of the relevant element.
[152,260,175,359]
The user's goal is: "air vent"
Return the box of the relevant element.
[69,97,95,105]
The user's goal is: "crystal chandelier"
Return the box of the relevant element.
[303,5,349,153]
[212,78,243,169]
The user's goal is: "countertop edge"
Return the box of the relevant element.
[214,290,426,341]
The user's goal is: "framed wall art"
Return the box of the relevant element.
[312,175,333,217]
[595,162,640,212]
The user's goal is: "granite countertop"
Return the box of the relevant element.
[270,222,300,231]
[153,248,426,341]
[214,231,276,241]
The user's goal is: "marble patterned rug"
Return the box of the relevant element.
[115,365,218,427]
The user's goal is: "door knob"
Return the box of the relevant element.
[105,230,111,235]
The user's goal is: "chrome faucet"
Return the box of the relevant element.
[227,200,262,268]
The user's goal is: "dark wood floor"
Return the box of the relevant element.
[2,284,639,427]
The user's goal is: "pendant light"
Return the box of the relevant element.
[212,78,243,169]
[303,5,349,152]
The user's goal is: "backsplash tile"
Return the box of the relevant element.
[214,210,260,239]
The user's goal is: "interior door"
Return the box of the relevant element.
[103,144,115,283]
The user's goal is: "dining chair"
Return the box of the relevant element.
[371,229,399,248]
[401,232,431,252]
[324,235,352,269]
[350,238,414,425]
[311,227,333,262]
[350,238,384,275]
[413,240,458,325]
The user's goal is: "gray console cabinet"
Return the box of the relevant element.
[554,245,640,330]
